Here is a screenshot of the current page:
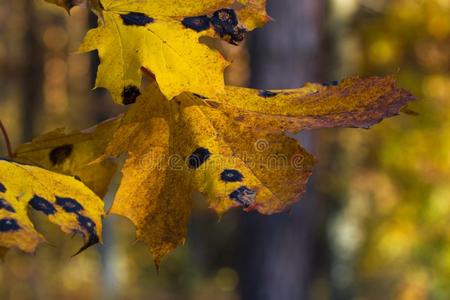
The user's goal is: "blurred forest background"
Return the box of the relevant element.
[0,0,449,299]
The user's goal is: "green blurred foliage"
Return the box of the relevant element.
[331,0,449,299]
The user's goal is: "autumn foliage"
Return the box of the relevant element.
[0,0,414,265]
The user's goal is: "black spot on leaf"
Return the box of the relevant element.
[211,9,237,32]
[122,85,141,105]
[187,147,211,169]
[0,218,21,232]
[182,16,211,32]
[210,8,247,45]
[220,169,244,182]
[56,196,84,213]
[77,215,97,236]
[49,144,73,165]
[0,182,5,193]
[321,80,339,87]
[29,195,56,215]
[73,214,99,256]
[229,186,256,208]
[121,12,154,26]
[259,90,278,98]
[0,198,15,213]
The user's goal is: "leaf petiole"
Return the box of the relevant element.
[0,120,13,158]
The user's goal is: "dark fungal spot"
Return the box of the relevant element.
[182,16,211,32]
[73,214,99,256]
[0,218,21,232]
[259,90,278,98]
[120,12,154,26]
[221,169,244,182]
[0,198,15,213]
[29,195,56,215]
[49,144,73,165]
[211,9,238,34]
[77,215,97,236]
[210,8,247,45]
[321,80,339,87]
[231,27,246,45]
[187,147,211,169]
[55,196,84,213]
[0,182,5,193]
[229,186,256,208]
[122,85,141,105]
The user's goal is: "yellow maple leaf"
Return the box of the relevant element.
[44,0,269,104]
[15,118,119,198]
[0,159,104,255]
[15,76,414,264]
[219,76,413,131]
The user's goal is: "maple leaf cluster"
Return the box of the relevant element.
[0,0,414,264]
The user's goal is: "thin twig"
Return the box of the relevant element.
[0,120,13,158]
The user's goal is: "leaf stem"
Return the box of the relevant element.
[0,120,13,158]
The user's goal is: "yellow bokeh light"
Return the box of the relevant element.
[369,39,396,65]
[427,16,450,40]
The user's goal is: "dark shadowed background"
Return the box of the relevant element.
[0,0,449,299]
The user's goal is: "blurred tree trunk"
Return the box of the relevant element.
[21,0,43,141]
[236,0,326,299]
